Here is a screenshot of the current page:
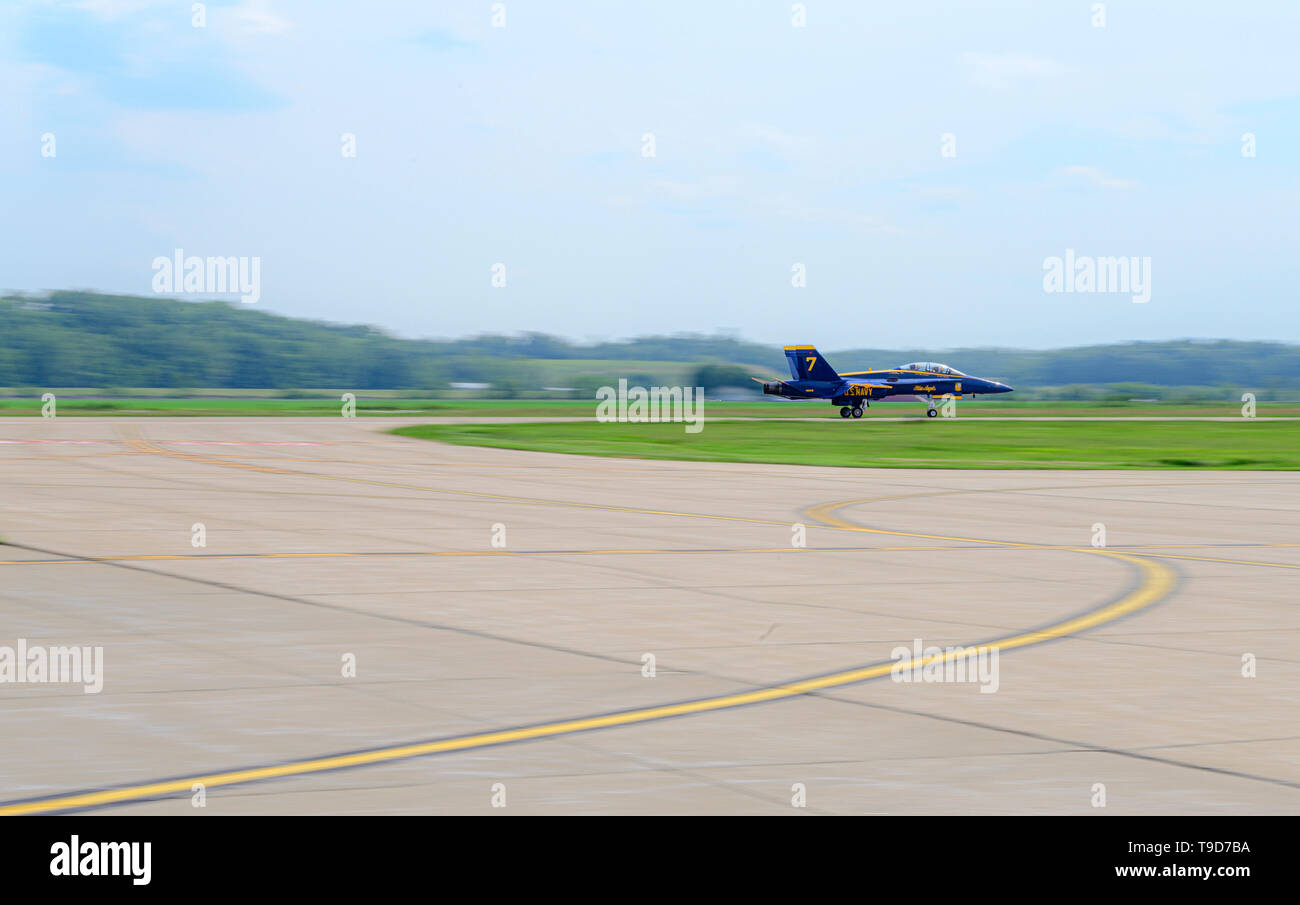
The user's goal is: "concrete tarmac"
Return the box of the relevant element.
[0,417,1297,814]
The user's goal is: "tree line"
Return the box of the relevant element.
[1,292,1296,398]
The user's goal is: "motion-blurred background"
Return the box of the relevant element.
[2,291,1298,405]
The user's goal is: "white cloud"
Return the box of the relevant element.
[916,185,976,204]
[74,0,165,20]
[742,123,816,157]
[1060,165,1139,190]
[232,0,292,36]
[961,52,1066,88]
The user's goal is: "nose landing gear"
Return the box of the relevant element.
[839,404,866,419]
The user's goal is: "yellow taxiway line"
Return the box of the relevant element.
[0,547,1172,816]
[0,434,1182,815]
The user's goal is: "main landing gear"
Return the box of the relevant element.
[839,405,865,419]
[926,407,938,418]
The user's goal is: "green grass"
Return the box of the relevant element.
[391,420,1300,470]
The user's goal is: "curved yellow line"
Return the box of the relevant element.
[0,435,1179,816]
[0,520,1174,815]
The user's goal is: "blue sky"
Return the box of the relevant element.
[3,0,1298,349]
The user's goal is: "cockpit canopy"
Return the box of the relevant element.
[897,361,966,376]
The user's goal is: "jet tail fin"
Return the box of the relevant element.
[784,346,840,381]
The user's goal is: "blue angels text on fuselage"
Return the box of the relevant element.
[756,345,1013,418]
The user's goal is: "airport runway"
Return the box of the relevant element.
[1,417,1297,815]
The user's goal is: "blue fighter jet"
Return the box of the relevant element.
[757,345,1013,418]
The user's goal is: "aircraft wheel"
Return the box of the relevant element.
[926,408,938,418]
[851,407,864,418]
[839,407,852,418]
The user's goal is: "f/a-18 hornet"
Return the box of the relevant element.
[756,345,1013,418]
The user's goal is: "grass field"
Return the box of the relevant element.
[392,419,1300,470]
[2,395,1298,419]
